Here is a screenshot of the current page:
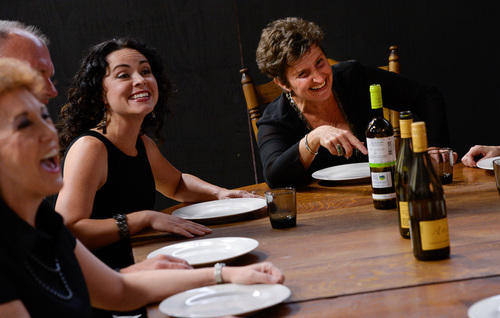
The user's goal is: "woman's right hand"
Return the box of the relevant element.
[461,145,500,167]
[223,262,285,285]
[145,211,212,238]
[309,125,368,157]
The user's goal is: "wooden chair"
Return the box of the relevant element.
[240,45,401,140]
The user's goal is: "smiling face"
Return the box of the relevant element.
[102,48,159,121]
[0,88,62,202]
[276,44,333,107]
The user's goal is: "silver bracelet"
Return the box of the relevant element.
[304,133,318,155]
[113,214,130,242]
[214,262,225,284]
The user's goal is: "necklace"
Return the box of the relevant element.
[24,254,73,301]
[286,88,363,159]
[286,92,313,131]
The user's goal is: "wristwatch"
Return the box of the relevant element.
[214,262,225,284]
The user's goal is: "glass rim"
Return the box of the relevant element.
[265,187,296,195]
[427,147,453,153]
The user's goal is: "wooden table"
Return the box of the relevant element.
[133,163,500,317]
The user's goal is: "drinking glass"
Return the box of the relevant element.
[427,148,454,184]
[265,187,296,229]
[493,159,500,196]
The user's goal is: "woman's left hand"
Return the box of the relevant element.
[145,211,212,238]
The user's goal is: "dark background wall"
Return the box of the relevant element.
[2,0,500,209]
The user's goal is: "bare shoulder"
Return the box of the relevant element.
[140,134,162,159]
[63,135,108,180]
[65,135,107,162]
[140,134,159,150]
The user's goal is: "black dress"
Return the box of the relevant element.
[257,61,450,188]
[64,131,156,318]
[0,199,92,318]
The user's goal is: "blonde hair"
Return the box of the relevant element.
[0,57,44,98]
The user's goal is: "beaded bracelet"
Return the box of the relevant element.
[113,214,130,242]
[304,133,318,155]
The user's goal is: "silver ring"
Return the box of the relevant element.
[336,144,344,156]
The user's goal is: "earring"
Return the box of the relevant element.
[97,107,107,134]
[151,111,156,119]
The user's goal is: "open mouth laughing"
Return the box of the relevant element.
[311,80,326,90]
[41,148,60,173]
[129,91,151,101]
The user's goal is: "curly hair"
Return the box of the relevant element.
[256,17,324,84]
[0,57,44,98]
[57,38,172,157]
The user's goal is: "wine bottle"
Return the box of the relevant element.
[366,84,397,209]
[390,110,401,159]
[394,111,413,239]
[408,121,450,261]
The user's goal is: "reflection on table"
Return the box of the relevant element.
[132,163,500,318]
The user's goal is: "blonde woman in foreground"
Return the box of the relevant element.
[0,58,284,317]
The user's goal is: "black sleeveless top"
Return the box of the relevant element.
[0,199,92,317]
[65,131,156,270]
[65,131,155,318]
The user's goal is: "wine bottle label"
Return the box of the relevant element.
[372,193,396,200]
[419,218,450,250]
[399,201,409,229]
[366,137,396,167]
[371,171,393,188]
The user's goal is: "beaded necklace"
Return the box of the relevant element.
[286,88,349,130]
[286,91,313,131]
[286,88,361,158]
[24,254,73,301]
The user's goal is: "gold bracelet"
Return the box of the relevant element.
[304,134,318,155]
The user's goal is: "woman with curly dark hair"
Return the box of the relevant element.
[57,38,170,155]
[54,39,259,317]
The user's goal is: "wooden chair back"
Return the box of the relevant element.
[240,46,400,139]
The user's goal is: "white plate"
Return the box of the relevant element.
[172,198,266,224]
[312,162,370,181]
[147,237,259,266]
[476,156,500,170]
[468,294,500,318]
[159,283,291,318]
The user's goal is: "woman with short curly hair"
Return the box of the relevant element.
[256,17,324,84]
[255,17,450,188]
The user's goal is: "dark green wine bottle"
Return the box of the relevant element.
[395,111,413,239]
[408,121,450,261]
[366,84,397,209]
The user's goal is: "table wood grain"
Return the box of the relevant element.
[133,164,500,318]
